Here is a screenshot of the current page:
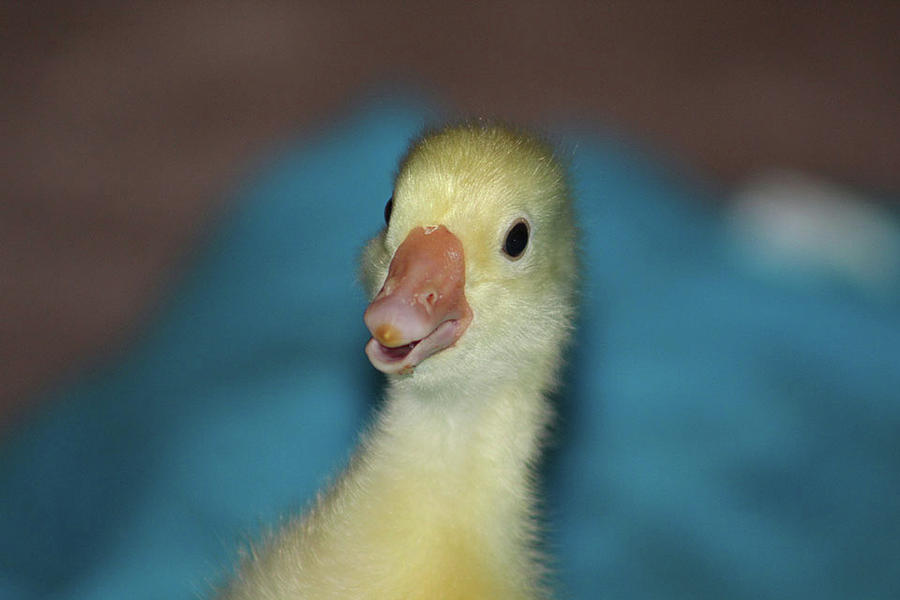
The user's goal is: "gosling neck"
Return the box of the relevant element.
[379,369,554,492]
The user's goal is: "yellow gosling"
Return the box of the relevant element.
[220,123,579,600]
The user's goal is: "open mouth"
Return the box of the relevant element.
[379,340,418,361]
[365,319,464,374]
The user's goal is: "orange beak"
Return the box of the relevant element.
[364,225,473,374]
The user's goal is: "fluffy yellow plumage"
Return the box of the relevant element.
[220,123,578,599]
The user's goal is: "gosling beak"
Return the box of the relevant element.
[364,225,472,374]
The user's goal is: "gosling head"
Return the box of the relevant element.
[361,123,577,395]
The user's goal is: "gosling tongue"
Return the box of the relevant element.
[364,225,472,374]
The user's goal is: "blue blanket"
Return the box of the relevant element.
[2,98,898,599]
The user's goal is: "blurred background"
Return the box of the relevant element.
[3,1,898,428]
[2,2,899,599]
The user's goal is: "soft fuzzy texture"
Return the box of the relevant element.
[220,124,578,599]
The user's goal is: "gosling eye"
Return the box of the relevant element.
[384,196,393,225]
[502,219,530,260]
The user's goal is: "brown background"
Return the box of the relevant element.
[2,1,899,432]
